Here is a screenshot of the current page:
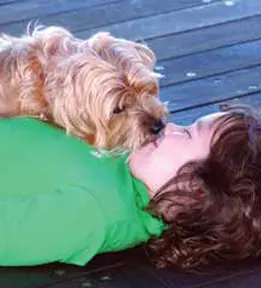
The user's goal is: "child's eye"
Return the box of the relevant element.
[183,128,192,139]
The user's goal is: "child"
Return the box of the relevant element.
[1,104,261,271]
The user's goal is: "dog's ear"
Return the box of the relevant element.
[87,32,114,53]
[31,26,73,40]
[131,41,156,70]
[88,32,156,69]
[30,26,78,58]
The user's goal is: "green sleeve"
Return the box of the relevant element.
[0,185,105,266]
[133,178,166,237]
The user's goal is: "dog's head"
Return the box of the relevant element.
[29,28,168,151]
[53,32,168,152]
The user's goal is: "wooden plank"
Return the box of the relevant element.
[168,93,261,125]
[159,38,261,87]
[33,0,214,33]
[76,0,261,41]
[0,0,120,25]
[0,0,23,5]
[160,65,261,111]
[0,0,221,36]
[147,15,261,61]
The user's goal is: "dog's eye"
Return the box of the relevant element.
[113,105,126,114]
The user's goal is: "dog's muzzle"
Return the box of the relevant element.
[150,119,165,135]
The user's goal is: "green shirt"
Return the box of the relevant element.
[0,118,164,266]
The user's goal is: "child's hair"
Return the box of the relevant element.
[147,104,261,271]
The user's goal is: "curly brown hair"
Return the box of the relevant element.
[147,105,261,271]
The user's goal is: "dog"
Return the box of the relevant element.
[0,25,167,151]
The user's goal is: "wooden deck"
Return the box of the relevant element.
[1,0,261,287]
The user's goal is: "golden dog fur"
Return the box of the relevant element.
[0,26,167,151]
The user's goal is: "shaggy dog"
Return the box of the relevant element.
[0,26,167,151]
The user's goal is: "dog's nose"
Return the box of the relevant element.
[150,119,165,134]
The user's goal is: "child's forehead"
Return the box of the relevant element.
[196,112,227,124]
[189,112,229,145]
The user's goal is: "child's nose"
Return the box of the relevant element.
[164,123,184,135]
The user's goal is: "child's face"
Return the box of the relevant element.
[129,112,226,196]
